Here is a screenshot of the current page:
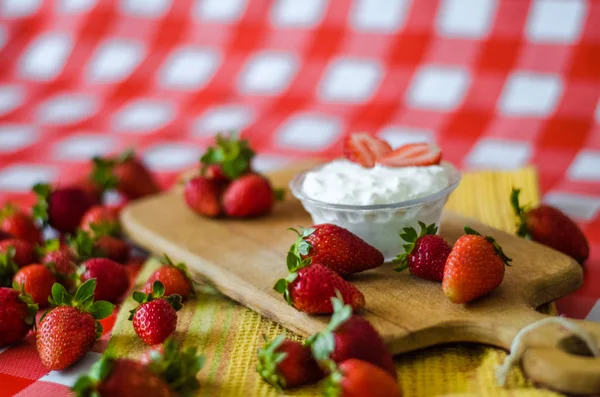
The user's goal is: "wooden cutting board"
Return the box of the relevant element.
[121,165,600,395]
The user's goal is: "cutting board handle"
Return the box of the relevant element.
[502,316,600,394]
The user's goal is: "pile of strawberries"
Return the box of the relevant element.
[183,134,283,218]
[257,297,401,396]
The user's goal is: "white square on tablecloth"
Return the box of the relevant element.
[318,57,383,103]
[192,105,254,136]
[0,165,58,192]
[436,0,496,38]
[0,125,38,153]
[349,0,410,33]
[252,154,293,173]
[407,65,470,111]
[544,192,600,221]
[58,0,97,13]
[159,46,220,90]
[53,134,116,160]
[378,126,434,148]
[238,51,298,95]
[466,139,531,169]
[568,150,600,182]
[113,100,175,134]
[37,94,98,126]
[39,352,102,386]
[87,39,145,83]
[119,0,172,18]
[498,72,563,117]
[19,32,73,82]
[0,0,41,18]
[0,85,24,116]
[194,0,247,23]
[270,0,327,28]
[526,0,587,44]
[276,113,342,150]
[143,143,202,171]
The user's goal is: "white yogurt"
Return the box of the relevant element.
[302,159,449,205]
[296,160,457,261]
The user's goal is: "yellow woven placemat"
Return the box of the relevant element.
[106,167,564,397]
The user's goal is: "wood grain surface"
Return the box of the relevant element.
[121,164,600,394]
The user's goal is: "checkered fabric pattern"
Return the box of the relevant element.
[0,0,598,395]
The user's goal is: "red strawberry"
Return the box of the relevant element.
[323,359,401,397]
[0,229,12,241]
[257,334,324,389]
[442,226,512,304]
[511,188,589,264]
[0,205,42,244]
[377,142,442,167]
[343,133,392,168]
[142,255,194,300]
[0,287,38,347]
[200,133,255,180]
[274,254,365,314]
[289,225,384,277]
[0,238,36,267]
[92,150,159,200]
[39,240,78,289]
[32,183,94,234]
[80,205,121,236]
[183,176,222,217]
[37,280,114,370]
[310,297,396,379]
[129,281,182,346]
[72,175,103,205]
[80,258,129,303]
[13,264,56,308]
[223,174,275,217]
[70,229,130,264]
[393,222,451,282]
[73,357,176,397]
[74,337,204,397]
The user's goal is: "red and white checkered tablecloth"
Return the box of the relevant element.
[0,0,599,395]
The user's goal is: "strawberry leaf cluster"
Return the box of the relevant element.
[200,133,255,180]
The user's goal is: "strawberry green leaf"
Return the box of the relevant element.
[0,246,18,287]
[69,230,104,262]
[132,291,146,303]
[394,222,438,272]
[510,188,531,239]
[88,301,114,320]
[15,286,38,327]
[311,331,335,363]
[90,156,119,191]
[200,133,255,180]
[74,278,96,303]
[50,282,70,306]
[152,280,165,298]
[256,334,288,390]
[32,183,51,226]
[322,368,343,397]
[273,279,288,294]
[164,294,183,311]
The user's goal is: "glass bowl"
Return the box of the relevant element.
[289,161,462,261]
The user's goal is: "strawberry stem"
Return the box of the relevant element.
[510,188,531,239]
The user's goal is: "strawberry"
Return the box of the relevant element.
[80,258,129,303]
[183,176,222,217]
[129,281,182,345]
[142,255,194,300]
[393,222,451,281]
[377,142,442,167]
[32,183,94,234]
[0,204,42,244]
[39,239,78,289]
[442,226,512,304]
[274,250,365,314]
[37,280,114,370]
[70,229,130,264]
[80,205,121,236]
[13,264,56,308]
[257,334,324,389]
[0,238,36,268]
[91,150,159,200]
[222,174,276,217]
[73,357,176,397]
[138,336,205,395]
[200,133,255,180]
[0,287,38,347]
[310,297,396,379]
[511,188,589,264]
[323,359,401,397]
[0,229,12,241]
[289,225,384,277]
[343,133,392,168]
[72,175,103,205]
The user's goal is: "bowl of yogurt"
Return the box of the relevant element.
[289,159,461,261]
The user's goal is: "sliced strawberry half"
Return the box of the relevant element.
[343,133,392,168]
[377,142,442,167]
